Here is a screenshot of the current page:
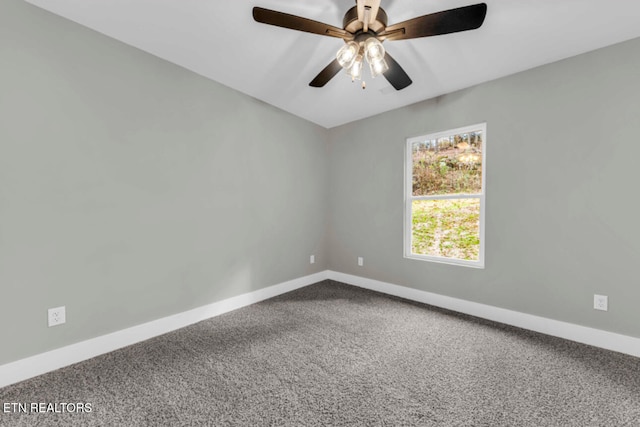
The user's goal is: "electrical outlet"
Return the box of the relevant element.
[593,294,608,311]
[358,257,364,266]
[48,306,66,327]
[310,255,315,264]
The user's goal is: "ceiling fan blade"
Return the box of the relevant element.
[381,3,487,41]
[309,59,343,87]
[253,7,350,39]
[383,53,412,90]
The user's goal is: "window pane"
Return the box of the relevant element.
[412,130,483,196]
[411,199,480,261]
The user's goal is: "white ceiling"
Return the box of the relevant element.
[24,0,640,128]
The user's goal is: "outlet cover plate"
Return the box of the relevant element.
[48,306,66,327]
[358,257,364,266]
[594,294,608,311]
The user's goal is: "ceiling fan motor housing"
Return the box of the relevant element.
[343,6,387,34]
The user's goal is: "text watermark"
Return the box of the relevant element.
[3,402,92,414]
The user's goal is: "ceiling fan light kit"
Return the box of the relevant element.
[253,1,488,91]
[336,41,359,69]
[364,38,388,78]
[349,54,364,82]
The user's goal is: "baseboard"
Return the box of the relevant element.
[0,271,329,389]
[327,270,640,358]
[3,269,638,389]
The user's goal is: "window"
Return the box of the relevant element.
[404,123,486,268]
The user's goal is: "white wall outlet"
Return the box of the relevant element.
[48,306,66,327]
[593,294,608,311]
[358,257,364,266]
[310,255,315,264]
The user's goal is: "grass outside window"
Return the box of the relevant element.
[411,199,480,261]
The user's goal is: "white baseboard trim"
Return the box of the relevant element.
[3,269,638,389]
[0,271,329,389]
[327,270,640,358]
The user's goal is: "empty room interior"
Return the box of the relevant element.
[1,0,640,425]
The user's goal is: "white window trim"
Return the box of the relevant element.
[404,123,487,269]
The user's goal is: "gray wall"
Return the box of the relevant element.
[327,36,640,338]
[0,0,328,365]
[2,0,639,368]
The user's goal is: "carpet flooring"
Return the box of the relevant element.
[1,280,639,426]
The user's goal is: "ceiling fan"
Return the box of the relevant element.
[253,0,488,90]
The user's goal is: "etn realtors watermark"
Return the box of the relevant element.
[3,402,92,414]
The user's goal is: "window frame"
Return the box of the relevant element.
[404,123,487,268]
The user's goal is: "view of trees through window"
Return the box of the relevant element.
[412,131,483,196]
[408,128,484,264]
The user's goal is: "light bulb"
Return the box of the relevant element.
[364,38,385,63]
[347,54,363,80]
[368,57,389,78]
[336,41,360,69]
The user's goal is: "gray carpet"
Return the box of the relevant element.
[1,280,639,426]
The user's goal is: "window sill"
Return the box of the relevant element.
[404,254,485,269]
